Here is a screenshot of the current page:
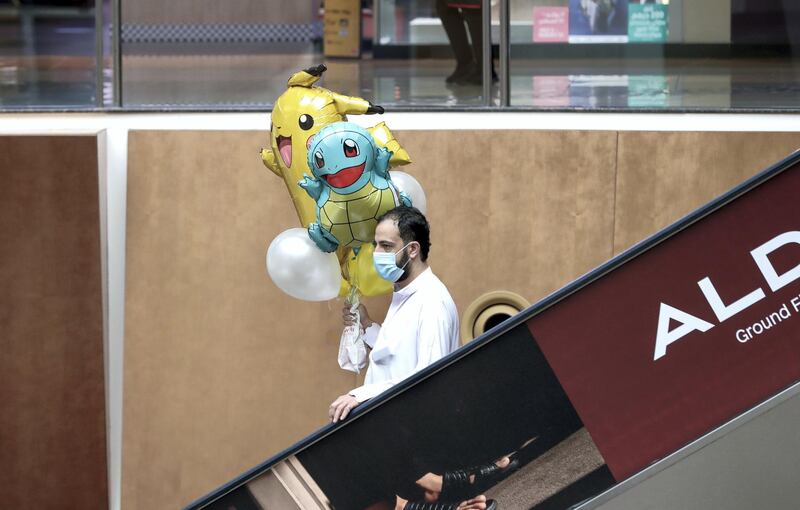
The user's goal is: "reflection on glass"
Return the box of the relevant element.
[510,0,800,110]
[372,0,491,105]
[120,1,323,108]
[627,74,667,107]
[530,75,569,106]
[120,0,490,109]
[0,0,98,108]
[1,0,798,110]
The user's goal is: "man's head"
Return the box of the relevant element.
[373,206,430,284]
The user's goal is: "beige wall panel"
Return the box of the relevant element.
[123,131,377,510]
[131,129,800,509]
[0,136,107,509]
[395,130,618,321]
[124,129,618,510]
[123,0,315,25]
[614,132,800,254]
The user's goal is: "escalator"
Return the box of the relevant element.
[185,149,800,510]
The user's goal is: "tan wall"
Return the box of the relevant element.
[123,129,800,510]
[404,130,617,307]
[123,131,359,510]
[614,132,800,253]
[0,136,107,510]
[122,0,316,25]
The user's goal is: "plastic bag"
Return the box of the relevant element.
[338,288,367,373]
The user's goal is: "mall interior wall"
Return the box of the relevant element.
[0,136,108,510]
[122,129,799,510]
[122,0,732,43]
[1,126,799,510]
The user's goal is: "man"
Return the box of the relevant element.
[323,207,502,509]
[328,206,459,423]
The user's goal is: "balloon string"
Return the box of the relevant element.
[346,249,362,308]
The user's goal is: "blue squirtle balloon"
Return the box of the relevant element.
[299,122,411,253]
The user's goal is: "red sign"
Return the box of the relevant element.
[533,7,569,43]
[529,162,800,480]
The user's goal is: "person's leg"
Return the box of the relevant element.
[461,7,497,84]
[436,0,475,82]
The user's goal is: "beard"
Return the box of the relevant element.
[395,248,411,283]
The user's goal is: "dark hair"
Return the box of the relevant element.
[377,206,431,261]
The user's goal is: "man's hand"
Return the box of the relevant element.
[342,303,373,330]
[457,495,489,509]
[329,394,359,423]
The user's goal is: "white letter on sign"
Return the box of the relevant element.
[697,277,765,322]
[751,231,800,292]
[654,303,715,361]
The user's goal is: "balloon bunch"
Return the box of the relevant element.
[264,65,427,301]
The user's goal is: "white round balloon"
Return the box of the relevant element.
[390,170,427,214]
[266,228,341,301]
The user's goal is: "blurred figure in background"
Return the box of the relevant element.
[436,0,497,86]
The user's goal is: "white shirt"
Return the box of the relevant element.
[349,268,459,403]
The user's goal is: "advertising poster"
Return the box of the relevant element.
[324,0,361,58]
[527,160,800,480]
[203,325,616,510]
[628,1,669,43]
[533,7,570,43]
[188,153,800,510]
[568,0,628,43]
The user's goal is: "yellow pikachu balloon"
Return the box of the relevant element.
[261,64,411,297]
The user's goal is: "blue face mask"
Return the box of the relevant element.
[373,242,413,283]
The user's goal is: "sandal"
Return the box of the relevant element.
[404,499,498,510]
[440,457,520,502]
